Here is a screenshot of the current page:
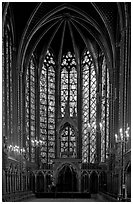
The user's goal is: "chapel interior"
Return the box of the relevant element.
[2,2,131,202]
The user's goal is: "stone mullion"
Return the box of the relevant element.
[4,30,8,148]
[104,64,107,161]
[123,20,130,148]
[17,73,21,194]
[12,45,18,147]
[108,65,115,173]
[88,62,91,163]
[68,70,70,152]
[23,73,26,153]
[8,34,11,147]
[20,73,24,191]
[123,28,128,149]
[109,82,113,153]
[57,60,61,158]
[17,73,21,151]
[9,37,13,146]
[56,22,66,158]
[2,35,6,148]
[28,65,31,162]
[119,30,125,136]
[6,30,10,147]
[54,64,58,159]
[127,26,131,128]
[96,53,102,163]
[124,4,131,131]
[46,68,49,165]
[77,52,82,159]
[114,44,120,143]
[35,63,40,167]
[121,29,127,148]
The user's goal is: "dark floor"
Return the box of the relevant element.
[22,194,113,202]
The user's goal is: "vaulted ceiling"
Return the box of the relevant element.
[3,2,126,73]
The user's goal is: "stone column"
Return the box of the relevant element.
[6,171,9,193]
[88,172,90,193]
[2,170,6,195]
[14,172,16,192]
[35,174,37,193]
[78,172,81,192]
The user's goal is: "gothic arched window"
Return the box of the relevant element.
[82,50,97,163]
[101,56,109,162]
[3,23,13,150]
[25,55,36,162]
[61,51,77,117]
[60,124,77,158]
[40,50,55,165]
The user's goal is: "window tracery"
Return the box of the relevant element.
[61,51,77,117]
[3,24,13,149]
[25,49,109,165]
[40,50,55,165]
[25,56,36,162]
[82,50,97,163]
[60,125,77,158]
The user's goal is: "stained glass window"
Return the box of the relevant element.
[82,50,97,163]
[60,125,76,158]
[3,24,13,149]
[25,56,36,162]
[40,50,55,165]
[101,56,109,162]
[24,48,109,165]
[61,51,77,117]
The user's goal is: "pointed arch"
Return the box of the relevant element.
[36,171,45,192]
[81,171,89,192]
[57,163,78,192]
[90,171,98,193]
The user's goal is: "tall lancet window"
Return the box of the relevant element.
[40,50,55,165]
[3,24,13,149]
[82,50,97,163]
[101,56,109,162]
[61,51,77,117]
[25,56,36,162]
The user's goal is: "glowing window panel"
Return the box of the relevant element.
[101,57,109,162]
[25,56,36,162]
[60,125,76,158]
[61,51,77,117]
[40,50,55,165]
[3,26,13,149]
[82,50,97,163]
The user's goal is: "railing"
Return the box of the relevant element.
[2,191,35,202]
